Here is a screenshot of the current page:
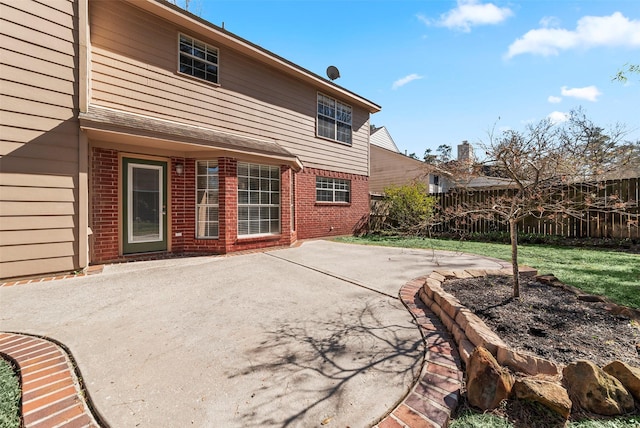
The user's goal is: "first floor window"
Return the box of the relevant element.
[196,161,219,238]
[317,93,352,145]
[316,177,350,203]
[238,162,280,236]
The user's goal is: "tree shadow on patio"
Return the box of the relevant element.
[229,301,424,427]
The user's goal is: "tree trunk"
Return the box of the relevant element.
[509,218,520,298]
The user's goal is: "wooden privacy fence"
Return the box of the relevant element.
[430,177,640,239]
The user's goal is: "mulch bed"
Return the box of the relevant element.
[443,275,640,427]
[441,275,640,368]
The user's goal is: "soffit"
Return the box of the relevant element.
[80,105,303,171]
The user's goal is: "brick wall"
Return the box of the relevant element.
[90,149,297,264]
[90,147,119,262]
[295,167,369,239]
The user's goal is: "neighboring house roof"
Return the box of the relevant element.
[131,0,381,114]
[461,176,516,189]
[80,105,303,171]
[370,126,399,153]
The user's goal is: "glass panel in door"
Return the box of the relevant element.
[123,158,167,254]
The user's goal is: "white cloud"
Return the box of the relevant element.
[539,16,561,28]
[560,85,602,102]
[548,111,570,124]
[506,12,640,58]
[548,95,562,104]
[392,73,424,90]
[433,0,513,32]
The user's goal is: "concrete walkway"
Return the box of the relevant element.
[1,240,504,427]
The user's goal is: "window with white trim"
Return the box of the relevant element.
[179,34,219,84]
[196,161,219,238]
[317,93,352,145]
[316,177,350,203]
[238,163,280,236]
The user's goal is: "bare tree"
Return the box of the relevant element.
[433,110,638,298]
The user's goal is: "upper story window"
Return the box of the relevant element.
[317,93,352,145]
[179,34,219,84]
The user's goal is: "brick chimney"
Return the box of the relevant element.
[457,141,473,162]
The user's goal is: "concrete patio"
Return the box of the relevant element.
[0,240,504,427]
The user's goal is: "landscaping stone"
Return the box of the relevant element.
[497,347,559,377]
[577,294,606,303]
[454,308,474,331]
[433,270,456,278]
[513,378,572,419]
[458,339,475,366]
[464,319,507,356]
[429,271,447,282]
[466,347,514,410]
[518,266,538,277]
[603,361,640,402]
[439,293,464,319]
[563,360,635,416]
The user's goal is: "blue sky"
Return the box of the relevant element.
[189,0,640,158]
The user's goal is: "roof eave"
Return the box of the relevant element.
[124,0,381,114]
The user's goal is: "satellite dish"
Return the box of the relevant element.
[326,65,340,81]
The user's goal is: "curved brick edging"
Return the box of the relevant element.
[374,277,464,428]
[0,333,104,428]
[418,268,567,379]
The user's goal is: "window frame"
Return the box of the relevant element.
[237,162,281,238]
[178,33,219,85]
[317,93,352,145]
[195,160,219,239]
[315,176,351,204]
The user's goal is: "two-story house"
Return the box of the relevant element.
[0,0,380,279]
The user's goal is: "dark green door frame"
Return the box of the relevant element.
[122,158,168,254]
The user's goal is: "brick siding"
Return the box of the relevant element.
[90,149,304,263]
[295,167,369,239]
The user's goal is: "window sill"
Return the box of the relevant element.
[315,134,352,147]
[236,234,282,243]
[315,202,351,207]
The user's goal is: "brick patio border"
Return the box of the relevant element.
[374,276,464,428]
[0,333,104,428]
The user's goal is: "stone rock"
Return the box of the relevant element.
[577,294,605,303]
[466,346,514,410]
[563,360,635,416]
[497,347,559,377]
[536,274,558,285]
[513,378,572,419]
[603,361,640,402]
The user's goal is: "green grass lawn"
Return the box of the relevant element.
[0,358,20,428]
[450,409,640,428]
[336,236,640,308]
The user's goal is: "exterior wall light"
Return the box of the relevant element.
[175,163,184,175]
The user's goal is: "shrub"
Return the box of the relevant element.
[382,183,436,235]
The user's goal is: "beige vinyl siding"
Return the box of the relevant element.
[369,145,429,195]
[89,0,369,175]
[0,0,80,279]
